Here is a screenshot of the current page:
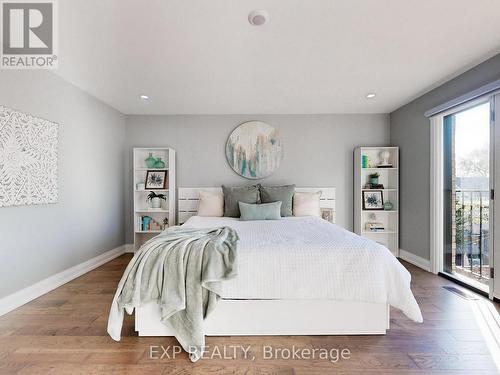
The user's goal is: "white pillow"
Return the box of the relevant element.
[293,191,321,217]
[197,191,224,217]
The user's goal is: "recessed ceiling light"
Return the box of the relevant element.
[366,93,376,99]
[139,94,150,100]
[248,10,269,26]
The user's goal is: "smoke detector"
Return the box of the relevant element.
[248,10,269,26]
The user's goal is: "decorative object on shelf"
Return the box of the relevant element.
[364,183,384,189]
[145,153,157,168]
[365,222,385,232]
[138,215,166,232]
[225,121,283,179]
[378,149,393,168]
[362,190,384,210]
[361,154,368,168]
[136,182,145,190]
[383,200,394,211]
[365,213,385,231]
[142,216,152,231]
[0,105,59,207]
[321,208,334,223]
[145,170,168,189]
[137,215,167,231]
[154,157,166,169]
[147,191,166,209]
[368,172,380,185]
[163,217,169,227]
[149,218,163,231]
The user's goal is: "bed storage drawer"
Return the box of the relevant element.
[135,299,389,336]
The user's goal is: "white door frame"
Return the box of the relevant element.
[493,95,499,300]
[429,96,496,299]
[430,115,443,275]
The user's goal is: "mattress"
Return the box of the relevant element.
[183,216,423,322]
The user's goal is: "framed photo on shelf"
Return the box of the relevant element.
[362,190,384,210]
[321,208,334,223]
[145,170,168,189]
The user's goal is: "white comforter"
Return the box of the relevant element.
[183,216,423,322]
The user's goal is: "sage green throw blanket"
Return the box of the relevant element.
[107,226,239,362]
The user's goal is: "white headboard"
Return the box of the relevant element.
[178,187,336,224]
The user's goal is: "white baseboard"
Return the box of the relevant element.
[0,245,126,316]
[124,244,135,253]
[399,249,431,272]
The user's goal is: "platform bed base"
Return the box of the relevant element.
[136,299,390,336]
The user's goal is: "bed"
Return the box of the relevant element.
[135,187,422,337]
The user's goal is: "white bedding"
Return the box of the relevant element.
[183,216,423,322]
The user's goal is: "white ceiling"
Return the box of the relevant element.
[56,0,500,114]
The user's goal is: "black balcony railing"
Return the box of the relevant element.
[454,189,490,283]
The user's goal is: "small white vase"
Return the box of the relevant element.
[150,197,162,209]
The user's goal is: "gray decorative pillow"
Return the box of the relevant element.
[222,185,260,217]
[259,184,295,217]
[239,201,282,221]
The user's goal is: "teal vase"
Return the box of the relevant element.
[145,153,157,168]
[142,216,151,231]
[384,201,394,211]
[154,158,165,169]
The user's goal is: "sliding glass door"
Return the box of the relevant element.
[443,101,492,292]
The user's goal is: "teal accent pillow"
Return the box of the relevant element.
[259,184,295,217]
[239,201,282,221]
[222,185,260,217]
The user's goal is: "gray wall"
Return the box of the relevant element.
[0,71,126,298]
[125,114,389,242]
[390,53,500,261]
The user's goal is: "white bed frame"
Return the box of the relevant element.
[136,187,390,336]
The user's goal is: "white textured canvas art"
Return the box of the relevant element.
[0,106,58,207]
[226,121,283,179]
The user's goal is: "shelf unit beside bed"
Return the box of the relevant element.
[133,147,176,252]
[354,146,399,256]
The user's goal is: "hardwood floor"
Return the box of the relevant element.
[0,254,499,374]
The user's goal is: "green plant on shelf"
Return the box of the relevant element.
[147,191,166,202]
[147,191,167,209]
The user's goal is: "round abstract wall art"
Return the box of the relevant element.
[226,121,283,179]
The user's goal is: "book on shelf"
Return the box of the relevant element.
[136,215,167,232]
[365,222,385,232]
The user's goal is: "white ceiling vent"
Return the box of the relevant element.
[248,10,269,26]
